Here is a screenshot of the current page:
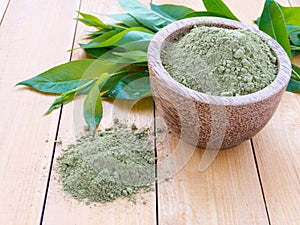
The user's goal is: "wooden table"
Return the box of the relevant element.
[1,0,300,224]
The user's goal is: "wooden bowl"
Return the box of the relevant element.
[148,17,291,150]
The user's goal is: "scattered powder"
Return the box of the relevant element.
[57,120,155,204]
[161,26,278,96]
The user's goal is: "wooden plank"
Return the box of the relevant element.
[156,139,270,225]
[42,1,156,225]
[0,0,9,24]
[252,0,300,218]
[220,0,266,25]
[153,0,277,224]
[252,92,300,225]
[155,122,269,224]
[0,0,80,224]
[289,0,300,5]
[43,99,156,225]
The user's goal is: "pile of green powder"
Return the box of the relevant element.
[57,120,155,204]
[161,26,278,96]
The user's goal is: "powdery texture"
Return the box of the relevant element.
[57,122,155,204]
[161,26,278,96]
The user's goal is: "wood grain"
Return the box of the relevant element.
[0,0,9,24]
[156,137,270,225]
[250,0,300,223]
[252,0,300,222]
[0,0,80,224]
[152,0,276,224]
[1,0,299,225]
[289,0,300,5]
[42,1,156,225]
[154,105,270,224]
[252,92,300,225]
[42,98,156,225]
[148,16,291,149]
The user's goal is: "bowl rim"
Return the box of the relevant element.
[147,17,291,106]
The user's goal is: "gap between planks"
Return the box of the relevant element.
[37,0,298,224]
[153,103,159,225]
[152,1,278,225]
[38,1,82,224]
[0,0,10,25]
[250,139,271,225]
[41,0,156,224]
[39,107,64,225]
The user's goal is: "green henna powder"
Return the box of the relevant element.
[57,120,155,204]
[161,26,278,96]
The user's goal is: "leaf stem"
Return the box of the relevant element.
[64,78,98,96]
[290,45,300,51]
[292,68,300,80]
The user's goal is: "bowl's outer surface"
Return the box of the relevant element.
[148,17,291,150]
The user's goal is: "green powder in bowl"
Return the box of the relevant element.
[161,26,278,96]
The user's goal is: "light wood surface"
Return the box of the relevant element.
[42,1,156,225]
[42,98,156,225]
[252,1,300,223]
[289,0,300,5]
[252,92,300,225]
[252,0,300,224]
[0,0,9,23]
[157,143,270,225]
[151,1,276,224]
[1,0,300,225]
[0,0,80,224]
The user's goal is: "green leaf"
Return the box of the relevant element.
[91,51,147,64]
[98,50,148,64]
[83,40,150,58]
[202,0,239,21]
[45,79,96,114]
[85,39,150,61]
[85,30,106,39]
[102,70,151,99]
[118,40,150,52]
[76,11,112,30]
[108,13,142,27]
[83,73,110,130]
[286,25,300,35]
[291,50,300,57]
[81,27,153,49]
[117,0,174,31]
[100,70,142,92]
[258,0,291,58]
[291,45,300,51]
[131,62,148,67]
[114,50,147,61]
[150,4,195,20]
[290,34,300,46]
[83,47,112,58]
[150,4,179,20]
[254,17,260,25]
[81,30,120,47]
[17,59,122,94]
[280,5,300,26]
[185,11,233,19]
[291,64,300,81]
[286,66,300,93]
[114,30,153,46]
[17,60,95,94]
[285,25,300,46]
[287,78,300,92]
[45,92,76,115]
